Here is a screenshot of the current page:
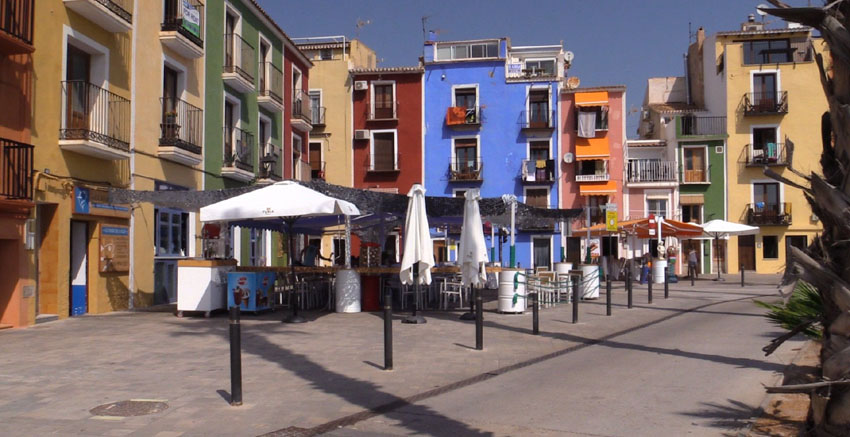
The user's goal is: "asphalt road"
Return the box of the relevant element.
[328,285,803,436]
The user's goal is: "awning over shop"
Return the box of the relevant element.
[579,180,617,195]
[680,194,705,205]
[575,91,609,106]
[575,137,610,160]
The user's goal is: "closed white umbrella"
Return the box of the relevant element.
[699,220,759,281]
[459,189,489,287]
[399,184,434,324]
[200,181,360,323]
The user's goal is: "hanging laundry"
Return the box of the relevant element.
[578,110,597,138]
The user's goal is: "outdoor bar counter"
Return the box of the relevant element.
[236,265,509,274]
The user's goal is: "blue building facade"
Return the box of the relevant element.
[423,38,567,269]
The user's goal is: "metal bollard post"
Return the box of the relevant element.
[691,264,695,287]
[229,306,243,406]
[572,274,580,324]
[606,276,612,316]
[626,263,633,309]
[532,292,539,335]
[741,264,745,287]
[384,290,393,370]
[475,287,483,350]
[648,273,653,304]
[664,266,669,299]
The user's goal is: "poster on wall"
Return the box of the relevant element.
[589,237,601,258]
[181,0,201,38]
[100,225,130,272]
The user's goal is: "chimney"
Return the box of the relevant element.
[741,14,764,31]
[697,27,705,46]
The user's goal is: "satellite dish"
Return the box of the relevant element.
[563,152,574,164]
[564,51,574,64]
[566,76,580,89]
[756,4,769,16]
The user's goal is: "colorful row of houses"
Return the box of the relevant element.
[0,2,826,329]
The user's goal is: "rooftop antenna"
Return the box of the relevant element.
[421,15,430,41]
[355,18,371,39]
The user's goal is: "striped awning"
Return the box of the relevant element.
[575,137,610,160]
[579,180,617,195]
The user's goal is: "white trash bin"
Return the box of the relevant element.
[652,259,668,284]
[579,264,600,299]
[498,270,526,313]
[335,269,361,313]
[555,262,573,299]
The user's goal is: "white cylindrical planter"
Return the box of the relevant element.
[554,262,573,297]
[335,269,361,313]
[580,264,600,299]
[652,259,668,284]
[498,270,526,313]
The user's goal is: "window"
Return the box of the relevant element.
[529,89,550,128]
[753,182,780,212]
[372,82,395,119]
[578,160,606,176]
[454,87,477,108]
[681,204,702,223]
[526,188,549,208]
[529,141,549,161]
[309,90,322,123]
[683,147,707,182]
[453,137,478,174]
[435,41,499,61]
[320,48,333,60]
[752,127,779,163]
[259,40,270,92]
[524,59,556,76]
[587,195,607,224]
[249,229,266,266]
[647,198,668,219]
[309,142,323,179]
[575,106,609,132]
[370,131,396,171]
[743,39,791,64]
[224,100,235,160]
[292,134,302,178]
[453,190,467,198]
[155,209,188,257]
[763,235,779,259]
[786,235,807,253]
[752,73,778,111]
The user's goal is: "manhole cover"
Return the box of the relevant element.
[89,400,168,417]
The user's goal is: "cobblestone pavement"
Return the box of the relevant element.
[0,274,796,436]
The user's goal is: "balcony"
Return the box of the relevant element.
[310,160,326,180]
[575,173,609,182]
[222,33,255,93]
[506,65,558,82]
[747,203,792,226]
[160,0,204,59]
[158,97,203,166]
[682,167,710,184]
[311,106,326,127]
[257,146,282,183]
[367,101,398,122]
[366,153,399,173]
[445,106,481,129]
[679,115,726,137]
[626,160,677,184]
[63,0,132,33]
[745,142,788,167]
[520,159,555,184]
[0,0,34,54]
[743,91,788,116]
[221,127,254,183]
[291,90,313,132]
[449,159,483,182]
[519,109,555,133]
[59,81,130,160]
[1,137,33,200]
[257,62,283,113]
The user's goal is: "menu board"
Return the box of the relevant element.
[99,225,130,272]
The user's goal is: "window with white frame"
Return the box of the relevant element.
[371,81,395,119]
[370,130,397,171]
[682,146,708,183]
[292,133,302,178]
[524,59,556,76]
[309,90,323,124]
[452,137,479,175]
[647,198,668,219]
[435,41,499,61]
[249,229,266,266]
[155,208,189,257]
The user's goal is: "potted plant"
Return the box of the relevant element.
[162,110,180,139]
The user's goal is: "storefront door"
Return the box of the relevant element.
[738,235,756,271]
[70,221,88,316]
[533,237,551,270]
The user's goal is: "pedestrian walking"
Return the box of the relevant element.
[688,248,698,280]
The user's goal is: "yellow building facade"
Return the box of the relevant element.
[714,26,826,273]
[295,38,375,264]
[31,0,136,321]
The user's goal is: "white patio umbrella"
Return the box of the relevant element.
[700,219,759,281]
[399,184,434,324]
[459,189,489,287]
[200,181,360,323]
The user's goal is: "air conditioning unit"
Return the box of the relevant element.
[354,129,370,140]
[354,81,368,91]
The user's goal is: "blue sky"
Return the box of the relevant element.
[258,0,787,137]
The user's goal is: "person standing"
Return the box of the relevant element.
[688,247,699,279]
[301,240,332,267]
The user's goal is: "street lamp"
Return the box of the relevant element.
[260,153,277,179]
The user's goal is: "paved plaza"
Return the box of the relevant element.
[0,274,801,436]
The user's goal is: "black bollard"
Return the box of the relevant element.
[572,274,580,324]
[383,289,393,371]
[229,306,243,406]
[648,273,653,304]
[532,292,539,335]
[741,264,745,287]
[664,266,669,299]
[626,263,633,309]
[691,264,695,286]
[475,287,483,350]
[606,276,612,316]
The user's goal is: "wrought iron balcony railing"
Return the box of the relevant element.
[743,91,788,115]
[60,80,131,152]
[519,109,555,130]
[446,106,482,127]
[0,0,34,50]
[291,89,312,124]
[367,101,398,121]
[449,159,483,181]
[745,142,788,166]
[366,153,399,172]
[521,159,555,183]
[679,115,726,136]
[223,33,255,84]
[161,0,204,47]
[258,62,283,104]
[159,97,203,154]
[222,126,254,172]
[747,202,792,226]
[311,106,326,126]
[0,137,33,200]
[310,160,326,180]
